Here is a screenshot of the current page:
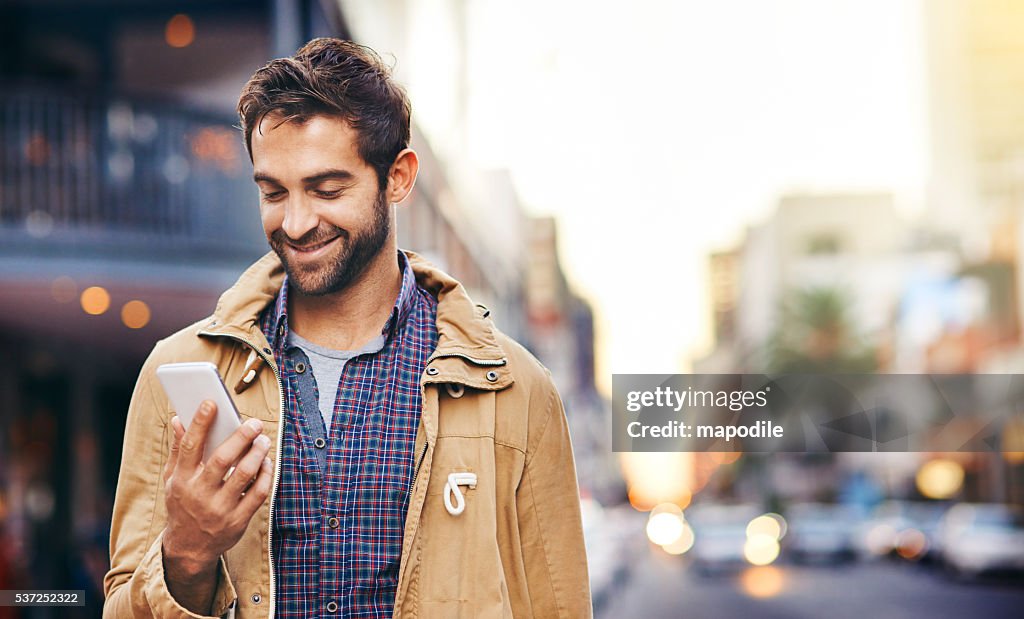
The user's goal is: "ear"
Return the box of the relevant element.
[386,148,419,204]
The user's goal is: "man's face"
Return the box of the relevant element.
[251,113,390,297]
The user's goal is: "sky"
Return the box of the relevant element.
[392,0,929,394]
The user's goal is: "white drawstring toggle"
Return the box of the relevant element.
[443,472,477,516]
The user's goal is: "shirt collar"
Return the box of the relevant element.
[267,249,418,351]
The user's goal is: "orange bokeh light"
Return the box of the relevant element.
[165,14,195,48]
[80,286,110,315]
[121,300,151,329]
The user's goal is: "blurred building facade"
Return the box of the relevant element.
[526,217,619,503]
[924,0,1024,354]
[697,192,915,372]
[696,189,1024,508]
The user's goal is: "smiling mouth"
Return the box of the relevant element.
[288,236,339,253]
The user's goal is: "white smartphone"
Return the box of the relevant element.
[156,362,243,463]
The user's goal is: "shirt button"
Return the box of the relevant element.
[326,600,339,613]
[327,516,340,528]
[295,362,306,374]
[278,324,285,337]
[251,593,262,605]
[314,437,327,449]
[486,370,499,381]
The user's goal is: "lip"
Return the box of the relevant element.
[287,236,340,257]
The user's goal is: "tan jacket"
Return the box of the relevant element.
[104,250,592,618]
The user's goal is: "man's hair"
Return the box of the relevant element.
[237,37,411,189]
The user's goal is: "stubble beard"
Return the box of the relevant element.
[270,190,391,297]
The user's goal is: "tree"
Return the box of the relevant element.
[766,286,877,374]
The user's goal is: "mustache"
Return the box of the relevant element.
[270,226,348,248]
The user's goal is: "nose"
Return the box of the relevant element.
[280,195,319,242]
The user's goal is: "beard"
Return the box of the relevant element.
[269,189,390,297]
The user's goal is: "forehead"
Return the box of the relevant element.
[250,112,371,179]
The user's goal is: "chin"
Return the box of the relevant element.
[287,259,359,297]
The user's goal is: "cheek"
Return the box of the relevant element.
[260,204,283,236]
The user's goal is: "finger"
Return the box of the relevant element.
[234,456,274,518]
[163,416,186,483]
[177,400,218,475]
[200,417,265,484]
[220,433,272,498]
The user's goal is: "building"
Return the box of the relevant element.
[923,0,1024,340]
[526,217,619,503]
[697,192,918,372]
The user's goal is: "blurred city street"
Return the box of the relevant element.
[598,545,1024,619]
[4,0,1024,617]
[584,503,1024,619]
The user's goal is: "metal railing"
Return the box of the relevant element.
[0,84,264,258]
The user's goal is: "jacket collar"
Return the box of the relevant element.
[202,249,512,390]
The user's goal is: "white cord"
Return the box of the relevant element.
[443,472,478,516]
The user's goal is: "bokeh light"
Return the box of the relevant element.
[739,566,785,598]
[80,286,110,315]
[165,14,195,48]
[621,452,694,511]
[895,528,928,561]
[864,523,899,556]
[915,458,965,499]
[743,533,780,566]
[1003,420,1024,463]
[646,512,684,546]
[747,513,787,541]
[661,521,695,555]
[121,300,151,329]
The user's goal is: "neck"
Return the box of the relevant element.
[288,245,402,351]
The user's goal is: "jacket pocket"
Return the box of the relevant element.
[416,437,509,615]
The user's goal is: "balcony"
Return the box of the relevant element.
[0,84,267,355]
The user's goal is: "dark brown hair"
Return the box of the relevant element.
[237,38,411,189]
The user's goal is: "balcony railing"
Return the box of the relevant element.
[0,84,265,260]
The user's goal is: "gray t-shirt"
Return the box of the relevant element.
[287,329,387,433]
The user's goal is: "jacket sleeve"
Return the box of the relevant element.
[516,377,593,617]
[103,345,238,618]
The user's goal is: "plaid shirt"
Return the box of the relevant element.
[259,250,438,618]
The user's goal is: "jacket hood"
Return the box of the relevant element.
[206,249,511,387]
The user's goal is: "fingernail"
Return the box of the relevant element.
[263,457,272,470]
[256,434,271,449]
[200,401,213,415]
[245,418,263,433]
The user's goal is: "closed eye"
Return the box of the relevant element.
[261,191,286,202]
[313,189,343,199]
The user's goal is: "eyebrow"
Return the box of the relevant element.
[253,169,356,185]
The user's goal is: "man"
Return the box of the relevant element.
[103,38,591,618]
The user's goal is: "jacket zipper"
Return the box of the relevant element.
[198,330,285,619]
[409,439,428,498]
[427,352,507,366]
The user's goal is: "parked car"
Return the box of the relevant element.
[938,503,1024,579]
[685,504,761,575]
[784,503,858,565]
[854,500,950,562]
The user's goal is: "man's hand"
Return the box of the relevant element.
[161,401,274,615]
